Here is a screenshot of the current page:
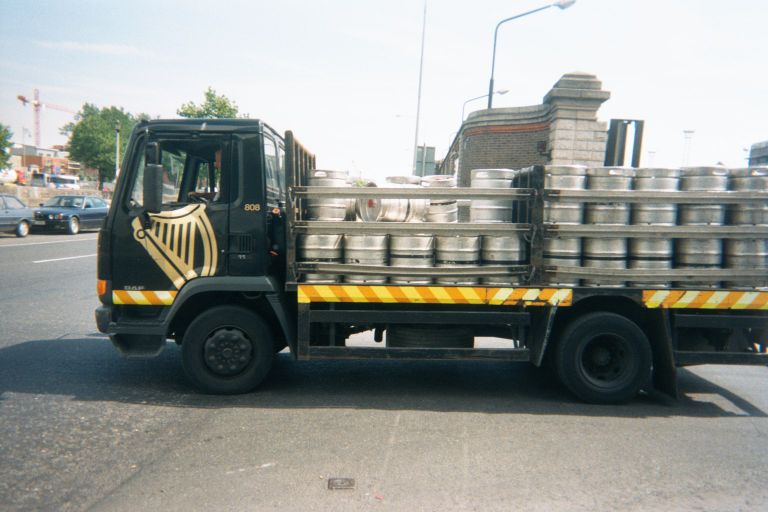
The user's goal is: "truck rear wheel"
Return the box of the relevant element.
[555,312,651,404]
[181,306,273,394]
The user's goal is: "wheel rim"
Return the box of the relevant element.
[71,218,79,232]
[18,222,29,236]
[578,334,636,390]
[203,327,253,376]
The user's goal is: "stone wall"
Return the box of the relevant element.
[0,183,103,206]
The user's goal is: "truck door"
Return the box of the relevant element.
[226,132,269,277]
[109,132,233,295]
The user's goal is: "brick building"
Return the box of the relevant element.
[9,144,92,180]
[440,72,610,187]
[749,140,768,166]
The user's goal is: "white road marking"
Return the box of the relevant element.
[33,253,97,264]
[0,237,98,248]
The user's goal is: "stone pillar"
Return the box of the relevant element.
[544,72,610,166]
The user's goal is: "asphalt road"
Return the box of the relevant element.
[1,231,768,511]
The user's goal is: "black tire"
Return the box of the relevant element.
[181,306,274,394]
[67,216,80,235]
[554,312,652,404]
[386,325,473,348]
[15,220,29,238]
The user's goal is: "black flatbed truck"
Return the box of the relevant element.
[95,118,768,403]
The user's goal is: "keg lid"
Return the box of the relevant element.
[386,175,421,185]
[470,168,517,180]
[421,175,457,187]
[634,168,681,178]
[545,165,587,176]
[310,169,348,179]
[728,168,768,178]
[680,166,728,177]
[587,167,636,177]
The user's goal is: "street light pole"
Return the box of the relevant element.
[462,90,508,122]
[486,0,576,109]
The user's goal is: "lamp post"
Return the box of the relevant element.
[462,90,509,122]
[486,0,576,109]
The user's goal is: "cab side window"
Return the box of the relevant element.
[264,135,280,208]
[128,137,230,207]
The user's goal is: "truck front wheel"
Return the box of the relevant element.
[555,312,652,404]
[182,306,274,394]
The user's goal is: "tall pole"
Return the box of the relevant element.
[412,0,427,174]
[21,127,26,171]
[115,122,121,180]
[33,89,41,147]
[682,130,694,167]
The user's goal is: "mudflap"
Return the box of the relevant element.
[110,334,167,358]
[646,309,679,400]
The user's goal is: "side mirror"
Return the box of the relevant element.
[145,141,161,165]
[143,164,164,214]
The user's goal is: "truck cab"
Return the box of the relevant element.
[96,119,295,389]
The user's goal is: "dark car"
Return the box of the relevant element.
[33,195,109,235]
[0,194,35,237]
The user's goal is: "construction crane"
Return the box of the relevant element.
[16,89,77,148]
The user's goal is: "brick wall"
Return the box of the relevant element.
[458,124,549,187]
[441,72,611,183]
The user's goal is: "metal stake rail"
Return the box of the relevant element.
[544,189,768,204]
[547,225,768,239]
[292,187,535,200]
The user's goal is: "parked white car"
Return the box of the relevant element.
[0,169,16,184]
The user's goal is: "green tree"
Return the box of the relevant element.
[61,104,137,188]
[177,87,240,118]
[0,123,13,170]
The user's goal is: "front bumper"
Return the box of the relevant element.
[95,305,167,357]
[32,219,69,229]
[95,305,112,333]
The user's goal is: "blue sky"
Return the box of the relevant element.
[1,0,766,179]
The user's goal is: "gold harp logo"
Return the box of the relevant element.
[132,204,218,289]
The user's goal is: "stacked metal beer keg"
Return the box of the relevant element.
[543,165,587,286]
[582,167,635,287]
[725,168,768,288]
[421,174,468,285]
[469,169,524,285]
[676,167,728,288]
[422,175,457,222]
[377,175,445,285]
[298,169,350,283]
[343,234,388,284]
[629,169,680,287]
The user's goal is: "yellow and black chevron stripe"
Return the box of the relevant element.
[112,290,178,306]
[643,290,768,310]
[297,285,573,306]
